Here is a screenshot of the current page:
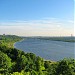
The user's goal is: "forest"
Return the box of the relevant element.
[0,35,75,75]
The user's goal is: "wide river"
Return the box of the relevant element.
[14,38,75,61]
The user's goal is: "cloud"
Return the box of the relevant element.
[0,18,74,36]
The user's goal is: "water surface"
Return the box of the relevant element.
[14,38,75,61]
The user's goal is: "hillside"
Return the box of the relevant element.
[0,35,22,48]
[0,35,75,75]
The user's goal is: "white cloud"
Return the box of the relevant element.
[0,18,74,36]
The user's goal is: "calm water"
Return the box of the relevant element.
[14,38,75,61]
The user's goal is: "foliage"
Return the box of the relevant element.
[0,35,75,75]
[0,35,22,48]
[0,51,12,74]
[55,58,75,75]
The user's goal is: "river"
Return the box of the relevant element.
[14,38,75,61]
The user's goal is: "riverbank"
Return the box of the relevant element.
[0,35,23,48]
[13,38,25,48]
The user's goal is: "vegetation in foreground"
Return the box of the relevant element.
[0,35,75,75]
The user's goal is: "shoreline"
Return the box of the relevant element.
[13,38,25,48]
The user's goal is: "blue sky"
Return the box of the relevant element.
[0,0,74,36]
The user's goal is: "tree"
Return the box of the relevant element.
[0,51,12,74]
[17,55,28,71]
[56,58,75,75]
[35,56,45,71]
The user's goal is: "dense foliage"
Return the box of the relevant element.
[0,35,22,48]
[0,35,75,75]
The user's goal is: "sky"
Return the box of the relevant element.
[0,0,74,36]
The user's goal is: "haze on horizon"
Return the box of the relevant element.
[0,0,74,36]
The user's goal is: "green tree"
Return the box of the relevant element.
[35,56,45,71]
[56,58,75,75]
[0,51,12,74]
[17,55,28,71]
